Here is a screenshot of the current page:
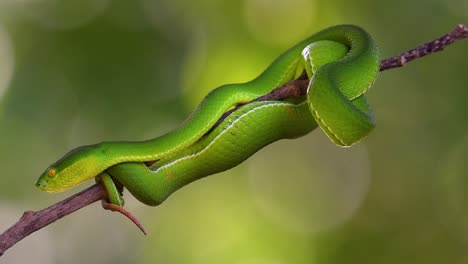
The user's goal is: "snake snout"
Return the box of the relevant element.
[35,178,48,190]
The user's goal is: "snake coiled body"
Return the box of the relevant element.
[36,25,379,207]
[109,101,316,205]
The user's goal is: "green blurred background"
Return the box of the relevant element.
[0,0,467,263]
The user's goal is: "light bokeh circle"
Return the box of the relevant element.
[247,133,371,234]
[19,0,110,30]
[235,258,284,264]
[243,0,316,46]
[181,29,272,110]
[434,134,468,242]
[0,24,14,100]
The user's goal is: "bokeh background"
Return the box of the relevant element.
[0,0,467,263]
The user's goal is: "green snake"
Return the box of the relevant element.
[35,25,379,230]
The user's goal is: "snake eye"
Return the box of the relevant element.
[47,168,57,177]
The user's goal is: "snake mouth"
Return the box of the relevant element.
[35,176,77,193]
[35,178,48,190]
[35,183,70,193]
[35,180,57,193]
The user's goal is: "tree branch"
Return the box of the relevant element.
[380,24,467,71]
[0,23,466,257]
[0,184,106,256]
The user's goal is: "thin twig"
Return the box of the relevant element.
[380,24,467,71]
[0,23,466,258]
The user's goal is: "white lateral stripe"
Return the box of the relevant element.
[151,101,298,174]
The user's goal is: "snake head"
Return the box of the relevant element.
[36,144,106,193]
